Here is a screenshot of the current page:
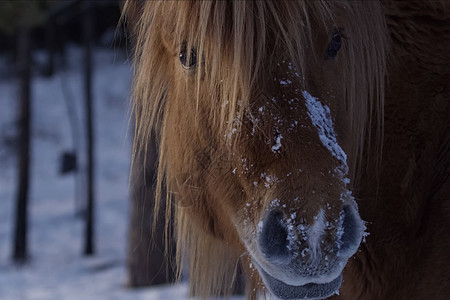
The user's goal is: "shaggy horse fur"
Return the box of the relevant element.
[123,1,450,299]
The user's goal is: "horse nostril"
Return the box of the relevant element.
[258,210,291,262]
[339,205,363,256]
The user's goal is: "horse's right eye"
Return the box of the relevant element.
[325,30,342,60]
[180,43,198,69]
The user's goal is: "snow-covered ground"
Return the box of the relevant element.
[0,46,244,300]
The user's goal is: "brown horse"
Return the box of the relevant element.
[122,1,450,299]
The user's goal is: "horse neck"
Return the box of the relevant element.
[358,0,450,211]
[382,0,450,82]
[376,0,450,217]
[346,2,450,298]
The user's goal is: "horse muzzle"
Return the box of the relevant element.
[252,204,364,300]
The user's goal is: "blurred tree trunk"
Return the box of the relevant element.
[83,0,95,256]
[13,25,31,263]
[127,138,175,286]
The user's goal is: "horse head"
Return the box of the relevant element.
[125,1,387,299]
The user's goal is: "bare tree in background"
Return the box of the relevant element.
[83,0,95,256]
[7,0,45,263]
[12,20,32,264]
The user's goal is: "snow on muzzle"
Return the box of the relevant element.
[253,204,364,299]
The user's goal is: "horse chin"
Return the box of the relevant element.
[253,261,342,300]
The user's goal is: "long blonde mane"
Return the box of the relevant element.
[123,1,387,298]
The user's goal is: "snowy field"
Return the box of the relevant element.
[0,47,244,300]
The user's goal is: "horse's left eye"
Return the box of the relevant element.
[180,42,198,69]
[325,30,342,60]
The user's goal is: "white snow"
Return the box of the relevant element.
[302,90,357,203]
[286,212,297,253]
[302,90,348,172]
[257,221,264,233]
[0,47,243,300]
[307,209,326,258]
[279,79,292,86]
[271,134,283,153]
[263,174,278,189]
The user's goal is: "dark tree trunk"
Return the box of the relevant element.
[127,138,176,286]
[83,0,95,256]
[13,26,31,263]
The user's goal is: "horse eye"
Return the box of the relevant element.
[325,30,342,60]
[180,42,198,69]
